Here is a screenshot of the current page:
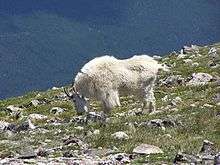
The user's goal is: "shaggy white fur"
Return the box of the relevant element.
[72,55,168,114]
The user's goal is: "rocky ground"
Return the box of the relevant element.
[0,43,220,164]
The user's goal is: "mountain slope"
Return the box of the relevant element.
[0,43,220,164]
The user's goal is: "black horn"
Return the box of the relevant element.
[64,87,73,98]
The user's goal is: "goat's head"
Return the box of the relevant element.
[64,86,89,115]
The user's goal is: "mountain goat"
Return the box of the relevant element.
[64,55,168,115]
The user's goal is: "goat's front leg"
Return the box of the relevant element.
[102,90,121,114]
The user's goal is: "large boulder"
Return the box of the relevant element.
[187,73,213,86]
[133,144,163,155]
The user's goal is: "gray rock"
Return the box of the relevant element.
[133,144,163,155]
[71,115,87,124]
[192,62,199,67]
[161,95,169,102]
[86,111,107,123]
[18,147,37,159]
[187,73,213,86]
[6,105,23,119]
[111,131,129,140]
[183,59,193,64]
[0,121,10,130]
[200,140,215,155]
[63,136,85,148]
[93,129,100,135]
[177,52,187,59]
[171,96,182,106]
[159,75,185,86]
[104,153,131,164]
[52,86,60,90]
[214,153,220,165]
[183,45,199,54]
[208,60,220,68]
[153,55,162,60]
[30,99,40,107]
[55,92,68,101]
[174,152,201,164]
[140,118,177,129]
[6,105,23,113]
[146,119,163,127]
[208,47,218,58]
[50,107,66,115]
[214,93,220,103]
[28,113,47,121]
[74,126,84,131]
[127,108,143,116]
[25,98,50,108]
[203,103,213,108]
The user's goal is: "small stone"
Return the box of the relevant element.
[174,152,201,163]
[111,131,129,140]
[27,119,36,130]
[214,93,220,103]
[29,114,47,121]
[128,123,136,132]
[0,121,10,130]
[71,115,87,124]
[55,93,68,101]
[160,75,185,86]
[147,119,163,127]
[30,100,40,107]
[200,140,214,154]
[63,151,73,157]
[36,93,41,97]
[93,129,100,135]
[36,146,48,157]
[171,96,182,106]
[63,136,81,146]
[6,105,23,113]
[187,73,213,86]
[52,87,60,90]
[164,134,172,138]
[128,108,143,116]
[177,53,187,59]
[203,104,213,108]
[192,62,199,67]
[214,153,220,165]
[183,45,199,53]
[208,47,218,58]
[153,55,162,60]
[86,111,107,123]
[18,147,37,159]
[15,121,31,132]
[217,102,220,106]
[74,126,84,131]
[190,103,196,108]
[183,59,193,64]
[162,95,169,102]
[50,107,66,115]
[105,153,131,164]
[145,118,177,128]
[133,144,163,155]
